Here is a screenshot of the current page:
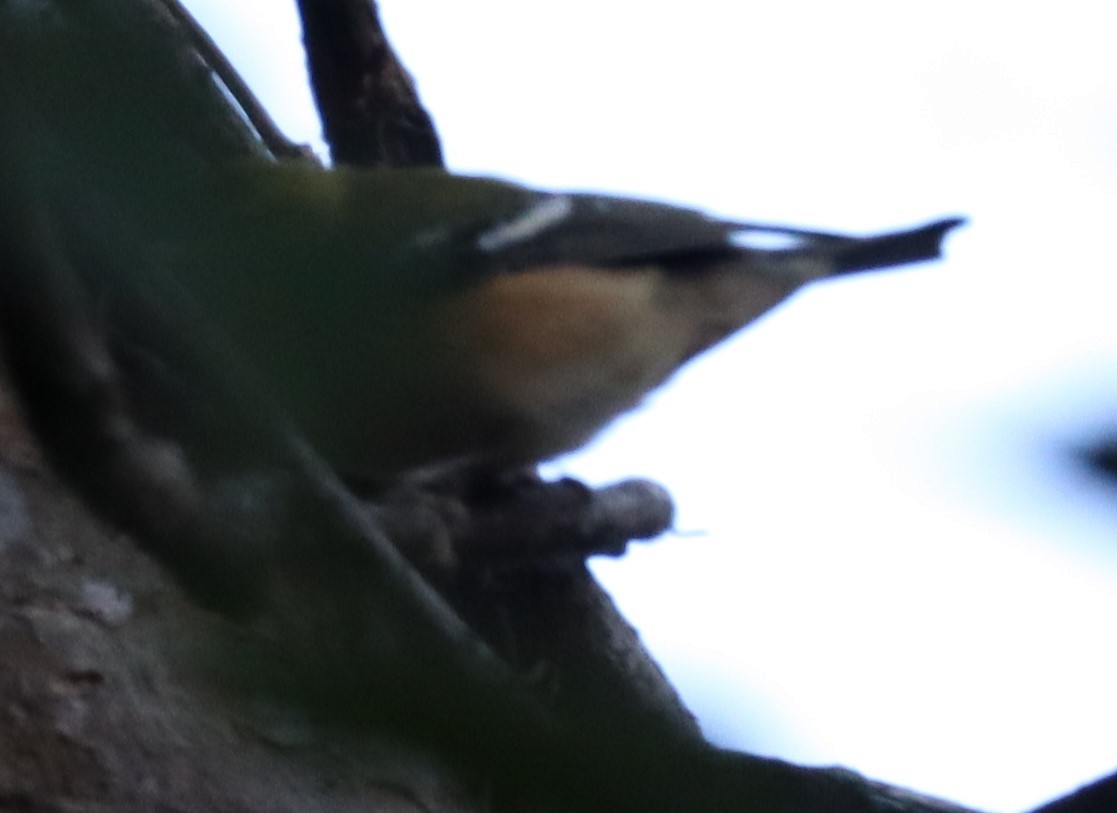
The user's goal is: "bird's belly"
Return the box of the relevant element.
[438,264,692,461]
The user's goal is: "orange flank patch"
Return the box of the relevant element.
[439,264,692,452]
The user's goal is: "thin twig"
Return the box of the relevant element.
[159,0,317,162]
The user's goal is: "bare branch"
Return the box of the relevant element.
[294,0,444,167]
[159,0,316,162]
[1029,771,1117,813]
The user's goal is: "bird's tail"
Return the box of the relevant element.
[733,217,965,276]
[826,217,966,273]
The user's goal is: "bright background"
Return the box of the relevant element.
[182,2,1117,810]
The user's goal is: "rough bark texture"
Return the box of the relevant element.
[0,379,987,813]
[0,385,472,813]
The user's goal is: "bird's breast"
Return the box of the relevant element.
[438,264,704,458]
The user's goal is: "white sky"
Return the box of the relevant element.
[183,2,1117,810]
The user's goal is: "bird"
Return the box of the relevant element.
[0,2,963,488]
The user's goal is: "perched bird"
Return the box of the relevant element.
[0,2,962,486]
[194,169,961,481]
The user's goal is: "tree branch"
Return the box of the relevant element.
[159,0,316,162]
[294,0,443,167]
